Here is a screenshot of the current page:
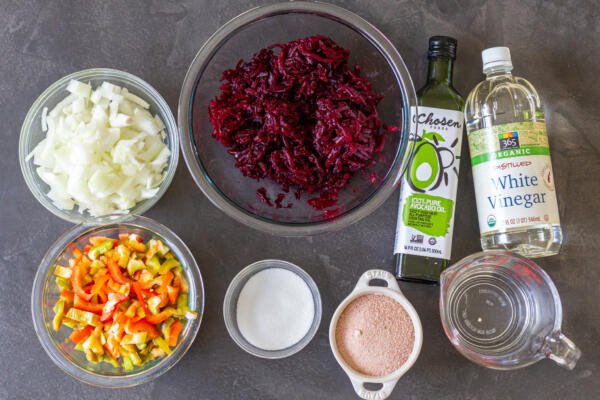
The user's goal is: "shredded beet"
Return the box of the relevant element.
[208,35,396,210]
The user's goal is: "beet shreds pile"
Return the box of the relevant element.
[208,35,397,210]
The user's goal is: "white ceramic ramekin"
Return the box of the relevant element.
[329,270,423,399]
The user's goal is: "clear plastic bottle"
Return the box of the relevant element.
[464,47,562,257]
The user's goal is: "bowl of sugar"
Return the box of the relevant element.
[223,259,322,359]
[329,269,422,400]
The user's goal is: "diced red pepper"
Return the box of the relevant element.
[71,262,92,301]
[168,320,183,347]
[132,282,150,316]
[69,325,94,344]
[91,274,109,296]
[166,285,179,305]
[108,261,130,285]
[145,308,175,325]
[74,294,104,313]
[104,335,120,359]
[71,247,83,260]
[128,319,159,339]
[60,289,74,303]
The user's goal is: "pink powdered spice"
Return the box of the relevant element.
[335,294,415,377]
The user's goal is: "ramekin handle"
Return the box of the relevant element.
[353,269,402,294]
[350,377,399,400]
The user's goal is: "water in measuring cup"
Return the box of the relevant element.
[447,267,554,355]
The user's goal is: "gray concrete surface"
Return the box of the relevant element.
[1,1,599,399]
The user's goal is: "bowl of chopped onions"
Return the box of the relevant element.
[31,215,204,387]
[19,68,179,224]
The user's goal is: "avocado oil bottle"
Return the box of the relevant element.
[394,36,465,283]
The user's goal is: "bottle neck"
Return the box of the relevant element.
[484,66,513,78]
[426,56,454,85]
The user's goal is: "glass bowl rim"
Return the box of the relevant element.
[178,0,416,236]
[223,259,322,359]
[30,214,204,387]
[19,67,180,225]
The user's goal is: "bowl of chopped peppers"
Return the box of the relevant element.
[31,215,204,387]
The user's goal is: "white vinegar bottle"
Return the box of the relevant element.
[464,47,562,257]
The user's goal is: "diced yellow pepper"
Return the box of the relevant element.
[53,265,72,279]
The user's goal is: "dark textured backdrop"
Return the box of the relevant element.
[1,1,599,399]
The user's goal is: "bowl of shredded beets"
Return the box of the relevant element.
[179,1,417,235]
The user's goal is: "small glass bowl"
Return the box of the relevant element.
[223,259,322,359]
[179,1,416,235]
[19,68,179,224]
[31,215,204,387]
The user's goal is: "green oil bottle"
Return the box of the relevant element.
[394,36,465,283]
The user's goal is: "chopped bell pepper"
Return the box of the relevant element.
[145,308,176,325]
[74,294,104,314]
[159,258,180,275]
[88,240,114,260]
[54,265,72,279]
[153,337,171,355]
[128,319,159,339]
[166,285,179,305]
[101,292,127,322]
[168,320,182,347]
[66,307,101,327]
[71,261,92,301]
[60,288,74,303]
[108,260,130,285]
[69,325,94,344]
[52,299,66,331]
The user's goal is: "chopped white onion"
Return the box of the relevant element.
[28,79,170,217]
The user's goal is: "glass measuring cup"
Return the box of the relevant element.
[439,251,581,370]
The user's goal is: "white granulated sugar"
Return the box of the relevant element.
[236,268,315,351]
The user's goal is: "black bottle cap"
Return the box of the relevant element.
[428,36,457,59]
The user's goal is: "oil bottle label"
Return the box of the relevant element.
[468,121,560,234]
[394,106,464,260]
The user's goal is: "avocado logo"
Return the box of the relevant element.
[405,130,458,193]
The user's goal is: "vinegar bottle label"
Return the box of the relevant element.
[468,121,560,234]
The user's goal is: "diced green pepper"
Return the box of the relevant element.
[61,318,78,329]
[161,318,175,341]
[88,240,114,260]
[176,294,189,315]
[52,299,66,331]
[103,355,119,368]
[128,350,142,366]
[146,256,161,275]
[127,258,146,277]
[153,337,171,355]
[122,332,147,345]
[66,307,101,327]
[122,355,133,371]
[116,244,131,268]
[159,258,180,275]
[147,296,161,315]
[55,276,71,290]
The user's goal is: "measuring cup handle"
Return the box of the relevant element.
[350,377,399,400]
[353,270,402,294]
[543,331,582,370]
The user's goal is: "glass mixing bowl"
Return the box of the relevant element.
[19,68,179,224]
[223,259,322,359]
[179,1,416,235]
[31,215,204,387]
